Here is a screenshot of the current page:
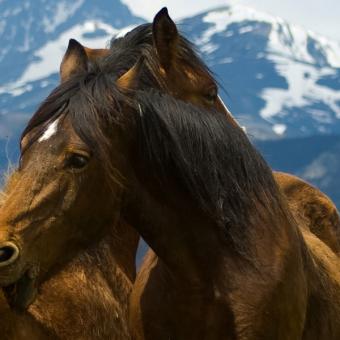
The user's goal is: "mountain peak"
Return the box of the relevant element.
[179,4,340,138]
[194,4,340,68]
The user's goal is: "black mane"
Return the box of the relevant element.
[107,24,214,90]
[135,91,286,248]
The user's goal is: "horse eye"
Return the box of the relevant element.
[65,153,89,170]
[205,87,218,104]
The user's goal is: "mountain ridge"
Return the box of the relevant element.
[180,4,340,139]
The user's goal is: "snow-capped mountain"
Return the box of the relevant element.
[181,5,340,139]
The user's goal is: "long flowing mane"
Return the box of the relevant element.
[135,91,288,249]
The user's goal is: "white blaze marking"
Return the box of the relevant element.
[38,118,60,142]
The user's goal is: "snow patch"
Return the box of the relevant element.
[201,43,218,54]
[272,124,286,135]
[198,5,280,46]
[239,25,253,34]
[308,31,340,68]
[10,84,33,97]
[218,57,233,64]
[43,0,84,33]
[260,56,340,120]
[40,80,50,88]
[0,22,136,95]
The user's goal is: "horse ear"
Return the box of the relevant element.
[83,46,109,61]
[152,7,179,71]
[60,39,88,82]
[116,57,144,90]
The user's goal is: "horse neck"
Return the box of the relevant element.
[126,166,311,339]
[106,219,140,281]
[125,178,217,283]
[125,165,302,289]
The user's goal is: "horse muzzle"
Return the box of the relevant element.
[0,242,39,311]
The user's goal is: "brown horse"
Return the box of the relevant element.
[0,45,139,339]
[0,27,339,340]
[100,9,340,337]
[72,9,340,257]
[59,16,340,339]
[111,12,340,339]
[106,9,340,255]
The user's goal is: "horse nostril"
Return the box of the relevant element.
[0,247,14,262]
[0,242,19,266]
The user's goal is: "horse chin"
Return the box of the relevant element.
[2,265,40,312]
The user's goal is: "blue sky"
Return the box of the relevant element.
[122,0,340,41]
